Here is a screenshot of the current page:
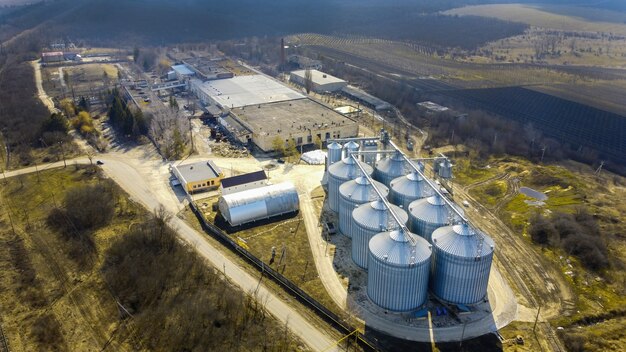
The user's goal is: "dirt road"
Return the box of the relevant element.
[3,158,340,352]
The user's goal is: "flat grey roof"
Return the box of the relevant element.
[342,85,392,110]
[174,160,222,184]
[196,75,305,109]
[172,64,194,76]
[291,69,346,85]
[231,98,355,137]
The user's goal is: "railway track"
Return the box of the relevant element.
[0,321,9,352]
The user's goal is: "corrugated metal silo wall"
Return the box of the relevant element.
[430,250,493,304]
[408,218,444,243]
[351,222,378,269]
[390,188,420,212]
[328,175,341,212]
[339,197,360,237]
[367,255,430,311]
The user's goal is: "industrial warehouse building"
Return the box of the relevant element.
[220,170,268,195]
[186,71,358,152]
[171,64,195,81]
[218,182,299,226]
[290,70,348,93]
[172,160,224,194]
[190,75,305,109]
[229,98,358,152]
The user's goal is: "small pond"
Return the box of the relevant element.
[520,186,548,206]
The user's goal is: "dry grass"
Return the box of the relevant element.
[193,196,343,315]
[0,166,143,351]
[445,4,626,35]
[455,155,626,347]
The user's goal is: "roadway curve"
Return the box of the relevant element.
[3,158,340,352]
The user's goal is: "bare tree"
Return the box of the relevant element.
[304,68,313,94]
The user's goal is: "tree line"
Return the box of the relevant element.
[106,88,148,138]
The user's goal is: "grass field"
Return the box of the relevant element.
[444,4,626,35]
[0,166,144,351]
[454,155,626,349]
[193,196,343,315]
[42,63,118,99]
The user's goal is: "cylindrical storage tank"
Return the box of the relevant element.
[408,195,460,243]
[367,229,432,311]
[433,157,445,174]
[438,159,453,179]
[351,200,408,269]
[343,140,360,159]
[361,140,378,166]
[430,223,495,305]
[389,171,434,211]
[218,182,300,226]
[327,158,373,212]
[326,141,342,169]
[374,151,409,187]
[338,176,388,237]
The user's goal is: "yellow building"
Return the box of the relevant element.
[172,160,224,194]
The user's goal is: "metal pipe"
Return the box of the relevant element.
[388,141,468,223]
[348,153,414,245]
[328,137,380,143]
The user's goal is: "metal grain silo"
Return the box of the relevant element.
[343,140,360,159]
[338,176,388,237]
[351,200,408,269]
[408,195,460,243]
[218,182,300,226]
[438,159,453,179]
[327,158,373,212]
[361,140,378,166]
[327,141,343,169]
[430,223,495,305]
[389,171,434,211]
[367,229,432,311]
[374,151,409,187]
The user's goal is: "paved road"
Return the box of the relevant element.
[2,158,340,352]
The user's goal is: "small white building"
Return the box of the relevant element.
[172,64,195,81]
[290,70,347,93]
[220,170,268,195]
[171,160,224,194]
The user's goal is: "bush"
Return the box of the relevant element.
[560,332,586,352]
[102,209,300,351]
[62,182,116,231]
[31,314,65,350]
[529,211,608,271]
[529,213,558,245]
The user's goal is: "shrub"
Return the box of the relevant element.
[529,213,558,245]
[62,182,115,231]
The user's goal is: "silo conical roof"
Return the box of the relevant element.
[369,229,431,266]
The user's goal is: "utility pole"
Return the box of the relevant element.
[533,306,541,333]
[188,116,195,154]
[540,146,546,162]
[595,161,604,176]
[59,141,66,168]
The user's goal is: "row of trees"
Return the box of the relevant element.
[107,89,148,138]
